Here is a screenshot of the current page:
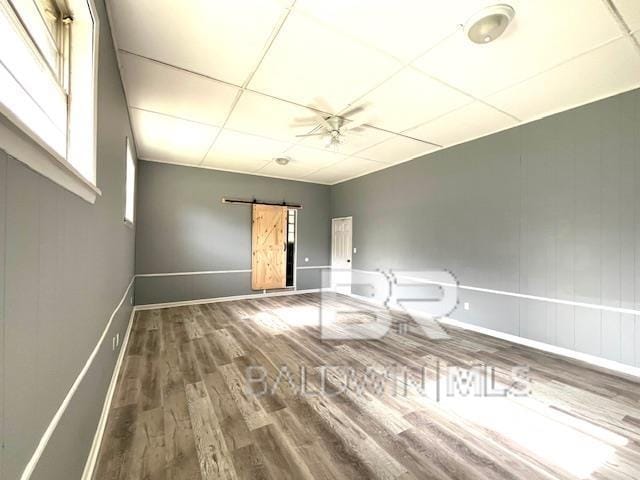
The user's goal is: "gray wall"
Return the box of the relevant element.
[332,88,640,367]
[135,161,331,305]
[0,0,136,477]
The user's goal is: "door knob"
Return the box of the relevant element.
[347,259,351,263]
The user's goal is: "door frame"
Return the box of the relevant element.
[331,216,353,295]
[331,216,353,269]
[290,208,298,289]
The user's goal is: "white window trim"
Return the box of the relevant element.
[0,0,101,203]
[0,111,101,202]
[124,136,135,226]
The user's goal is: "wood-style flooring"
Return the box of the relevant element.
[94,292,640,479]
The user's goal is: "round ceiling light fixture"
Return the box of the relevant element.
[464,4,515,44]
[274,156,291,166]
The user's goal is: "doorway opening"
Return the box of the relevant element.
[286,209,297,287]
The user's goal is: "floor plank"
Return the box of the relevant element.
[185,381,237,479]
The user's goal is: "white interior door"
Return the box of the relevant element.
[331,217,352,293]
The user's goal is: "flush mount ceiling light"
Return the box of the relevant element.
[464,4,515,44]
[275,156,291,166]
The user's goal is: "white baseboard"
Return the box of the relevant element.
[134,287,330,311]
[347,292,640,379]
[81,307,136,480]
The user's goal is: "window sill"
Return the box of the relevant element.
[0,112,101,203]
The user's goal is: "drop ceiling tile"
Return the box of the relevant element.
[108,0,286,85]
[298,126,393,155]
[305,157,383,183]
[256,144,346,181]
[203,157,271,173]
[487,38,640,123]
[356,135,439,164]
[293,0,468,62]
[407,102,518,147]
[286,144,349,169]
[302,169,344,184]
[613,0,640,30]
[256,160,323,180]
[347,67,472,132]
[119,53,238,126]
[414,0,622,97]
[203,129,290,171]
[225,91,319,142]
[249,12,401,111]
[131,109,218,164]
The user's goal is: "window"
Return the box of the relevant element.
[0,0,99,197]
[124,137,135,224]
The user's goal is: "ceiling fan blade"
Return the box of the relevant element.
[341,102,369,118]
[311,97,335,114]
[291,116,320,126]
[342,117,369,131]
[290,121,319,129]
[313,112,334,131]
[295,132,327,137]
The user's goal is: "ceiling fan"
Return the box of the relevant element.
[292,99,371,149]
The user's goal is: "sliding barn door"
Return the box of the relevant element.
[252,204,287,290]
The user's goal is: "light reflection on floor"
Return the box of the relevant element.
[256,298,630,479]
[425,377,628,479]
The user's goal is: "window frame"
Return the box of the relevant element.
[0,0,101,203]
[15,0,67,84]
[124,136,136,226]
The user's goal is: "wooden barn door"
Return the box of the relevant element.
[251,204,287,290]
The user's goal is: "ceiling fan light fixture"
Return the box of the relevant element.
[464,4,515,44]
[293,102,372,150]
[323,130,341,148]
